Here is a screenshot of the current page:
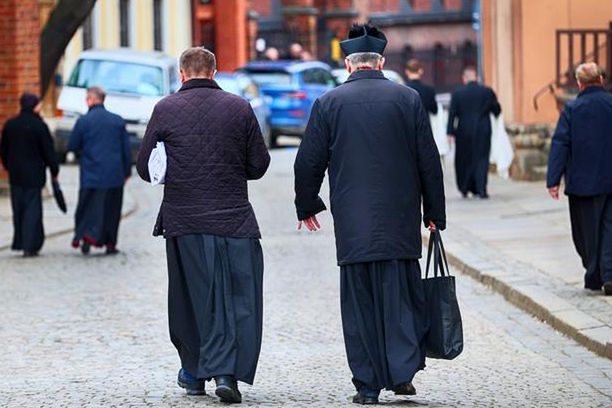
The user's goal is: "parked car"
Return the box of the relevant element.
[238,60,336,147]
[331,68,406,85]
[54,48,180,162]
[215,72,272,147]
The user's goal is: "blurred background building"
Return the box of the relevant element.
[1,0,611,185]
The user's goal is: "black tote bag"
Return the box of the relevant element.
[423,230,464,360]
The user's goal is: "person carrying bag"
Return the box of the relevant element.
[423,230,464,360]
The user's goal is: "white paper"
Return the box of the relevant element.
[148,141,167,185]
[489,113,514,178]
[429,103,450,156]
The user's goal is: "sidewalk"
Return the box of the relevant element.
[0,165,137,251]
[437,164,612,359]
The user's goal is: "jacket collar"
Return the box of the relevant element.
[179,78,221,92]
[88,103,105,112]
[345,69,387,83]
[578,85,606,98]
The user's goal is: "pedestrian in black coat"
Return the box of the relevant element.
[136,47,270,402]
[447,66,501,198]
[67,86,132,255]
[405,58,438,115]
[294,23,445,404]
[0,93,59,256]
[547,62,612,295]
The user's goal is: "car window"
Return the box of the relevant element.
[246,71,292,86]
[215,77,242,96]
[169,66,181,93]
[303,68,335,86]
[68,59,164,96]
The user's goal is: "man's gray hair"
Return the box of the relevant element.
[346,52,383,68]
[87,86,106,103]
[180,47,217,77]
[575,62,602,85]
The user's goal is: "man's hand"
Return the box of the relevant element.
[447,135,455,144]
[548,185,560,200]
[428,221,437,232]
[298,215,321,232]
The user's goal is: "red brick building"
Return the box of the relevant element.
[253,0,478,91]
[0,0,42,184]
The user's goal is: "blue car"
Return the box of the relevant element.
[239,60,337,147]
[215,72,272,147]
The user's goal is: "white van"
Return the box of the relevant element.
[55,48,180,162]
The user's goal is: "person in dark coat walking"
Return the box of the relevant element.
[547,62,612,295]
[136,47,270,402]
[0,93,59,257]
[294,24,446,405]
[67,87,131,255]
[447,66,501,198]
[405,58,437,115]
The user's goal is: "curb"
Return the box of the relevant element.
[0,193,139,253]
[422,234,612,360]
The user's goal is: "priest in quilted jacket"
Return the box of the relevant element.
[294,24,445,404]
[136,47,270,403]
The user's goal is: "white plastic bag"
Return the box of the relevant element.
[430,103,449,156]
[148,141,167,185]
[489,113,513,178]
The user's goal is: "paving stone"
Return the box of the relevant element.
[0,149,610,406]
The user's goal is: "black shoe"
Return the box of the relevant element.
[477,193,489,199]
[23,251,39,258]
[604,282,612,296]
[215,376,242,403]
[393,382,416,396]
[352,391,379,405]
[81,242,91,255]
[177,368,206,396]
[105,247,119,255]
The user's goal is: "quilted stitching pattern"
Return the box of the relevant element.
[137,80,270,238]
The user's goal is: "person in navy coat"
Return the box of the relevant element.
[294,23,445,404]
[447,67,501,198]
[547,62,612,295]
[68,87,131,255]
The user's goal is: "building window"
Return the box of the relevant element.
[119,0,130,47]
[82,14,94,50]
[153,0,163,51]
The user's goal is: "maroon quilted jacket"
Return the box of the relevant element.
[136,78,270,238]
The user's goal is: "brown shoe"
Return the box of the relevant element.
[393,382,416,396]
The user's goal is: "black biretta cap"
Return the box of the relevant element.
[340,24,388,56]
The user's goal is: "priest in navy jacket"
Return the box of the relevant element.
[294,23,445,404]
[547,62,612,295]
[68,87,131,255]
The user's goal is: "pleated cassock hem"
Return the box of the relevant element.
[341,259,429,391]
[166,233,264,385]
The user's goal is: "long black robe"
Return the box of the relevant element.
[73,187,123,248]
[341,260,428,391]
[166,233,264,384]
[447,81,501,196]
[10,186,44,253]
[569,194,612,289]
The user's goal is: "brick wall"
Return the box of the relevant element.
[252,0,272,17]
[411,0,432,11]
[443,0,462,10]
[0,0,41,183]
[370,0,401,13]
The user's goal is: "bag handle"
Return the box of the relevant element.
[425,230,451,278]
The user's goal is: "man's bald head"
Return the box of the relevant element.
[575,62,603,89]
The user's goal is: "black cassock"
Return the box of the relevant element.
[294,70,445,391]
[10,186,44,253]
[447,81,501,196]
[166,234,263,383]
[73,187,123,248]
[569,194,612,289]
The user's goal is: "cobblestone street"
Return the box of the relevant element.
[0,149,611,407]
